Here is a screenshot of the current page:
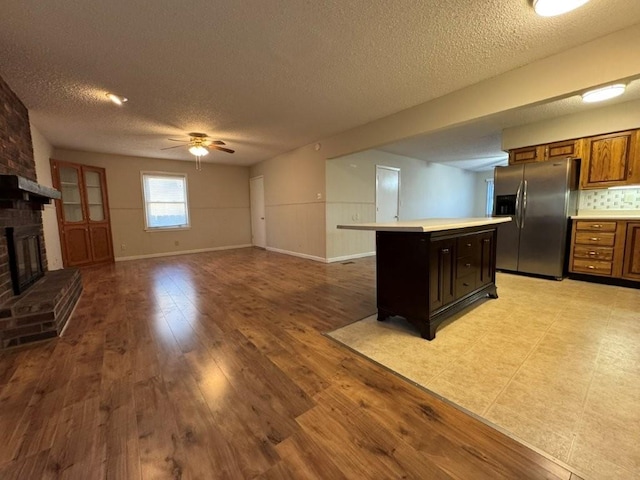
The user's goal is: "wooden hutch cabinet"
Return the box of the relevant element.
[51,159,114,267]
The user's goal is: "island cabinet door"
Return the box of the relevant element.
[375,232,431,320]
[429,238,456,311]
[478,231,495,287]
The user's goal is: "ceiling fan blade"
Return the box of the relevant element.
[167,138,190,142]
[161,145,187,150]
[210,145,235,154]
[210,140,226,145]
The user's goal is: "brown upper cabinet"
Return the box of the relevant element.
[508,139,583,165]
[580,130,640,189]
[51,159,114,267]
[508,129,640,189]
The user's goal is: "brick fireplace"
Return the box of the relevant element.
[0,73,82,349]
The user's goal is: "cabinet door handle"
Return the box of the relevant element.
[441,248,450,254]
[463,282,470,287]
[465,263,471,268]
[483,238,490,243]
[466,243,472,247]
[588,251,598,256]
[587,265,596,269]
[589,237,600,241]
[591,224,603,228]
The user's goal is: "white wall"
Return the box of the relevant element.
[326,150,478,261]
[31,124,63,270]
[249,143,326,261]
[473,171,494,217]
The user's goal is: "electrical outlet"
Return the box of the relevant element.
[120,243,126,251]
[623,192,634,203]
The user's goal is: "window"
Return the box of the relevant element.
[142,173,190,230]
[485,178,495,217]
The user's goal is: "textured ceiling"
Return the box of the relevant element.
[1,1,640,167]
[380,79,640,172]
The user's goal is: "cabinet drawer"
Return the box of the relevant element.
[573,245,614,261]
[572,259,613,276]
[574,231,616,246]
[456,257,478,277]
[456,276,476,298]
[456,236,479,258]
[575,221,617,232]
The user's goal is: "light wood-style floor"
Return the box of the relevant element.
[0,248,584,479]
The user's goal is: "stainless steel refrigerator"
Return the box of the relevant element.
[493,158,579,280]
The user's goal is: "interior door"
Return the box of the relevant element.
[376,166,400,222]
[250,176,266,248]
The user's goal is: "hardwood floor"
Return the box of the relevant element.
[0,248,580,479]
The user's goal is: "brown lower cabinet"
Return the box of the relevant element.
[623,222,640,281]
[51,159,114,267]
[569,219,640,282]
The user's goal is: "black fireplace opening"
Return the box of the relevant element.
[6,225,44,295]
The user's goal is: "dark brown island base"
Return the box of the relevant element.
[338,218,512,340]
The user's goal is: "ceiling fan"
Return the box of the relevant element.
[162,132,234,170]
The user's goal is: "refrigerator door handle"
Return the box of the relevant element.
[515,181,523,228]
[521,180,528,229]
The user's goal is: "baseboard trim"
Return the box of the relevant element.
[265,247,325,263]
[115,244,253,262]
[326,252,376,263]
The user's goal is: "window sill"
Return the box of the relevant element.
[144,226,191,233]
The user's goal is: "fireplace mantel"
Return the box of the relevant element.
[0,174,61,208]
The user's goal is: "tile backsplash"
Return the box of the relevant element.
[578,188,640,210]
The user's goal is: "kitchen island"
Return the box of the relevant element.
[338,217,511,340]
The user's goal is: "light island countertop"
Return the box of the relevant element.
[337,217,511,232]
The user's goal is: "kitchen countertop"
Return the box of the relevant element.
[337,217,511,232]
[571,212,640,220]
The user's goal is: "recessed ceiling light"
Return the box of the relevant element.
[533,0,590,17]
[106,93,128,105]
[581,84,626,103]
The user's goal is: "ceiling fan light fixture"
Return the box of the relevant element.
[188,145,209,156]
[533,0,590,17]
[581,84,626,103]
[106,93,128,105]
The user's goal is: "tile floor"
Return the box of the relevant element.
[328,273,640,480]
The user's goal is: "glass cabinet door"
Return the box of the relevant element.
[59,166,85,222]
[83,169,105,221]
